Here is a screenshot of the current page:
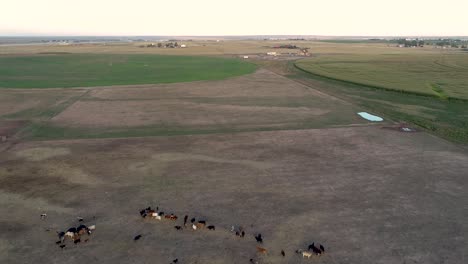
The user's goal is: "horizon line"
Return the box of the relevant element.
[1,34,468,38]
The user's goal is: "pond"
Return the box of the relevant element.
[357,112,383,122]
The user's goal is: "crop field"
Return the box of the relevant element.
[295,53,468,100]
[0,54,256,88]
[1,41,468,264]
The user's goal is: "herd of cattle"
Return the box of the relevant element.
[137,206,326,263]
[52,206,326,263]
[55,217,96,248]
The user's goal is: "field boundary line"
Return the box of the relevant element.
[46,89,92,121]
[260,67,352,105]
[12,89,91,141]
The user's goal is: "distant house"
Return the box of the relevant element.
[267,51,278,56]
[243,56,249,59]
[180,44,187,48]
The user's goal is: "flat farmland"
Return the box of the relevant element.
[0,54,256,88]
[3,69,366,140]
[0,44,467,264]
[1,127,467,264]
[51,100,329,127]
[0,39,436,59]
[50,70,338,128]
[295,53,468,100]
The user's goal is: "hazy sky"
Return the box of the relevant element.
[1,0,467,36]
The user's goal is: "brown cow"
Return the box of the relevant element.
[256,246,267,254]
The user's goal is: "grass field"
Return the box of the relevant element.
[0,54,256,88]
[295,53,468,100]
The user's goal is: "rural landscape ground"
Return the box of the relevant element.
[0,39,467,264]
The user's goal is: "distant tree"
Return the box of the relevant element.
[174,42,179,47]
[157,43,162,48]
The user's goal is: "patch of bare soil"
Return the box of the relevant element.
[4,148,102,186]
[0,120,28,137]
[0,95,41,116]
[152,153,273,170]
[51,100,329,128]
[0,190,73,214]
[15,147,71,161]
[88,69,328,100]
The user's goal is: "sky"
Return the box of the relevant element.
[1,0,467,36]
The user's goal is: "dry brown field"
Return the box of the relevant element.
[1,127,467,264]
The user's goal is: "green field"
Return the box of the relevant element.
[295,53,468,100]
[0,54,256,88]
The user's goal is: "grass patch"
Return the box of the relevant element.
[429,83,449,100]
[0,54,256,88]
